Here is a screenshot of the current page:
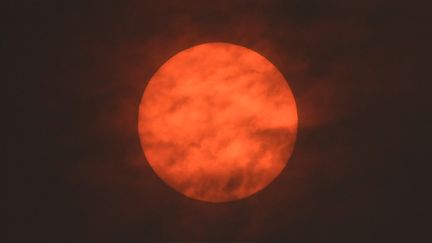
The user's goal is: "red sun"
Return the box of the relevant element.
[138,43,298,202]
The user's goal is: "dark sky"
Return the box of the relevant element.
[5,0,430,242]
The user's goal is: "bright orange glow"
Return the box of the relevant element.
[138,43,298,202]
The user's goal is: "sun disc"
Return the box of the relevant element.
[138,43,298,202]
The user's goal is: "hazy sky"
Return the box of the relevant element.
[5,1,429,242]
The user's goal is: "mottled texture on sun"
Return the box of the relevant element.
[139,43,298,202]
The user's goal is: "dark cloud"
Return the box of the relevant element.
[5,0,430,242]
